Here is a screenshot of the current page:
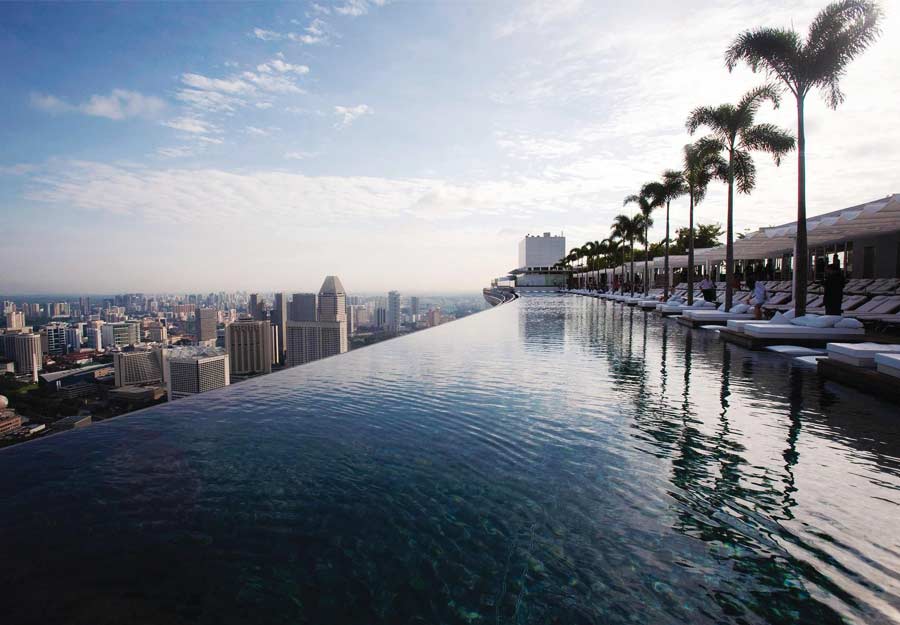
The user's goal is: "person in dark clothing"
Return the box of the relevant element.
[815,255,826,282]
[823,257,845,315]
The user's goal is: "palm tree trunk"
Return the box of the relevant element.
[643,224,649,296]
[687,193,694,305]
[630,237,635,297]
[725,155,735,311]
[664,200,670,299]
[794,96,808,316]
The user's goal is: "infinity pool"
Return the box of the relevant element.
[1,295,898,624]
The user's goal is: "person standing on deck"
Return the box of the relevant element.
[750,274,768,320]
[699,276,716,302]
[823,256,846,315]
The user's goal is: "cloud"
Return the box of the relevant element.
[335,0,386,17]
[284,151,315,160]
[30,93,71,114]
[162,116,220,134]
[244,126,270,136]
[256,59,310,75]
[252,27,282,41]
[181,72,253,95]
[494,131,583,160]
[250,19,328,45]
[156,146,198,159]
[255,102,273,109]
[334,104,373,128]
[31,89,165,120]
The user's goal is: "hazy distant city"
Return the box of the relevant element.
[0,281,487,446]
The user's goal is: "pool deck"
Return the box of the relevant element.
[676,316,747,329]
[818,357,900,402]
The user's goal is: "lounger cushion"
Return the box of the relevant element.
[783,309,796,320]
[792,314,842,328]
[771,311,788,323]
[731,304,750,314]
[718,303,726,311]
[835,318,864,329]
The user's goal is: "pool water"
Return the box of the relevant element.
[1,295,898,624]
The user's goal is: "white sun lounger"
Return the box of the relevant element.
[743,323,865,340]
[826,342,900,368]
[875,353,900,378]
[681,310,755,322]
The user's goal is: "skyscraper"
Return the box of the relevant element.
[65,326,83,352]
[387,291,401,333]
[272,292,288,364]
[248,293,264,320]
[164,346,230,401]
[4,311,24,330]
[225,319,273,376]
[290,293,318,322]
[196,307,217,344]
[101,322,140,348]
[285,276,348,367]
[410,296,420,320]
[44,322,68,356]
[14,333,42,382]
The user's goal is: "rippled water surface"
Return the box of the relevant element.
[1,295,899,624]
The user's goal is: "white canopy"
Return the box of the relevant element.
[702,194,900,262]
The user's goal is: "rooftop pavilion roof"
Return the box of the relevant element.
[703,193,900,261]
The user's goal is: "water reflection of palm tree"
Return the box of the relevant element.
[782,368,803,519]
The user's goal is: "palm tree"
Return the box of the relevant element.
[725,0,882,315]
[612,214,643,297]
[643,171,687,299]
[681,141,726,304]
[605,235,622,291]
[623,193,659,296]
[686,85,795,309]
[581,241,597,289]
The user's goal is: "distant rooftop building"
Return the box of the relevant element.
[165,346,230,401]
[101,322,140,349]
[113,348,167,387]
[387,291,401,333]
[4,311,24,330]
[291,293,318,322]
[518,232,566,269]
[225,319,273,376]
[43,322,68,356]
[13,333,42,382]
[196,307,217,344]
[285,276,348,367]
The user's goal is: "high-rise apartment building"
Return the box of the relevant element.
[147,322,168,343]
[285,276,348,367]
[225,319,273,376]
[375,307,387,328]
[44,323,68,356]
[164,346,230,401]
[14,333,42,382]
[387,291,401,333]
[290,293,318,322]
[196,307,217,344]
[65,326,83,352]
[4,311,25,330]
[86,327,102,350]
[272,292,288,364]
[410,296,420,320]
[101,322,141,348]
[427,308,442,327]
[114,348,167,387]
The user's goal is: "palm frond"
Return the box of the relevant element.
[732,149,758,194]
[725,27,802,92]
[740,123,795,164]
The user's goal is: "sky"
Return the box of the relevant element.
[1,0,899,295]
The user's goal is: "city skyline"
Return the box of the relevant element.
[2,0,900,294]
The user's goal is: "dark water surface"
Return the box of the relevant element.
[1,295,898,624]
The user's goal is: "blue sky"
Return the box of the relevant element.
[2,0,899,294]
